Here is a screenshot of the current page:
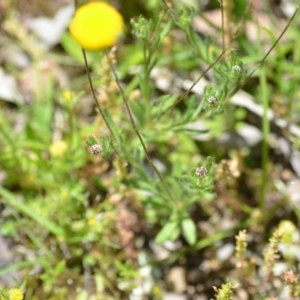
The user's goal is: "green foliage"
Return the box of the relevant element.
[213,281,234,300]
[1,0,300,299]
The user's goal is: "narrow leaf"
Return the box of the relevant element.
[182,218,197,245]
[155,221,179,244]
[0,187,65,237]
[103,108,120,142]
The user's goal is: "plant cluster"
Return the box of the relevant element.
[0,0,300,299]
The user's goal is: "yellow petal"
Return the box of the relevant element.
[8,289,24,300]
[49,140,68,157]
[69,2,124,50]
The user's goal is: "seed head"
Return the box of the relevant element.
[208,96,218,106]
[196,166,208,178]
[90,144,102,155]
[232,65,241,73]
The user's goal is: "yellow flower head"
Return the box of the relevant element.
[61,90,74,101]
[69,2,124,50]
[278,220,296,245]
[8,289,24,300]
[49,140,68,157]
[88,218,97,227]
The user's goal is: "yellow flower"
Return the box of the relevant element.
[8,289,24,300]
[49,140,68,157]
[278,220,296,245]
[61,90,73,101]
[88,218,97,227]
[69,2,124,50]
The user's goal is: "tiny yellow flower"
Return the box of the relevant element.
[60,191,69,200]
[61,90,73,101]
[49,140,68,157]
[88,218,97,227]
[278,220,296,245]
[8,289,24,300]
[69,2,124,50]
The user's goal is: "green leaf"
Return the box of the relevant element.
[86,135,98,146]
[153,95,178,116]
[205,156,213,172]
[159,19,173,41]
[0,187,65,237]
[103,108,120,142]
[130,101,145,126]
[169,225,181,241]
[173,128,209,135]
[182,218,197,245]
[0,258,44,277]
[155,221,180,244]
[54,260,66,277]
[230,49,238,66]
[60,32,94,64]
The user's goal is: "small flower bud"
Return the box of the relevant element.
[235,230,247,263]
[179,10,193,26]
[49,140,68,157]
[282,270,298,284]
[282,270,298,298]
[232,65,241,73]
[208,96,218,106]
[196,166,208,178]
[90,144,102,155]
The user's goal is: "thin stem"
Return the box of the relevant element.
[105,50,174,201]
[259,66,269,212]
[221,0,225,52]
[224,2,300,103]
[81,49,116,139]
[164,0,294,114]
[142,45,151,123]
[164,47,228,113]
[161,0,253,113]
[248,3,299,79]
[222,0,233,61]
[74,0,117,139]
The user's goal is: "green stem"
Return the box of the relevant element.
[81,49,116,140]
[164,47,228,113]
[259,66,269,212]
[142,45,152,123]
[105,51,174,202]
